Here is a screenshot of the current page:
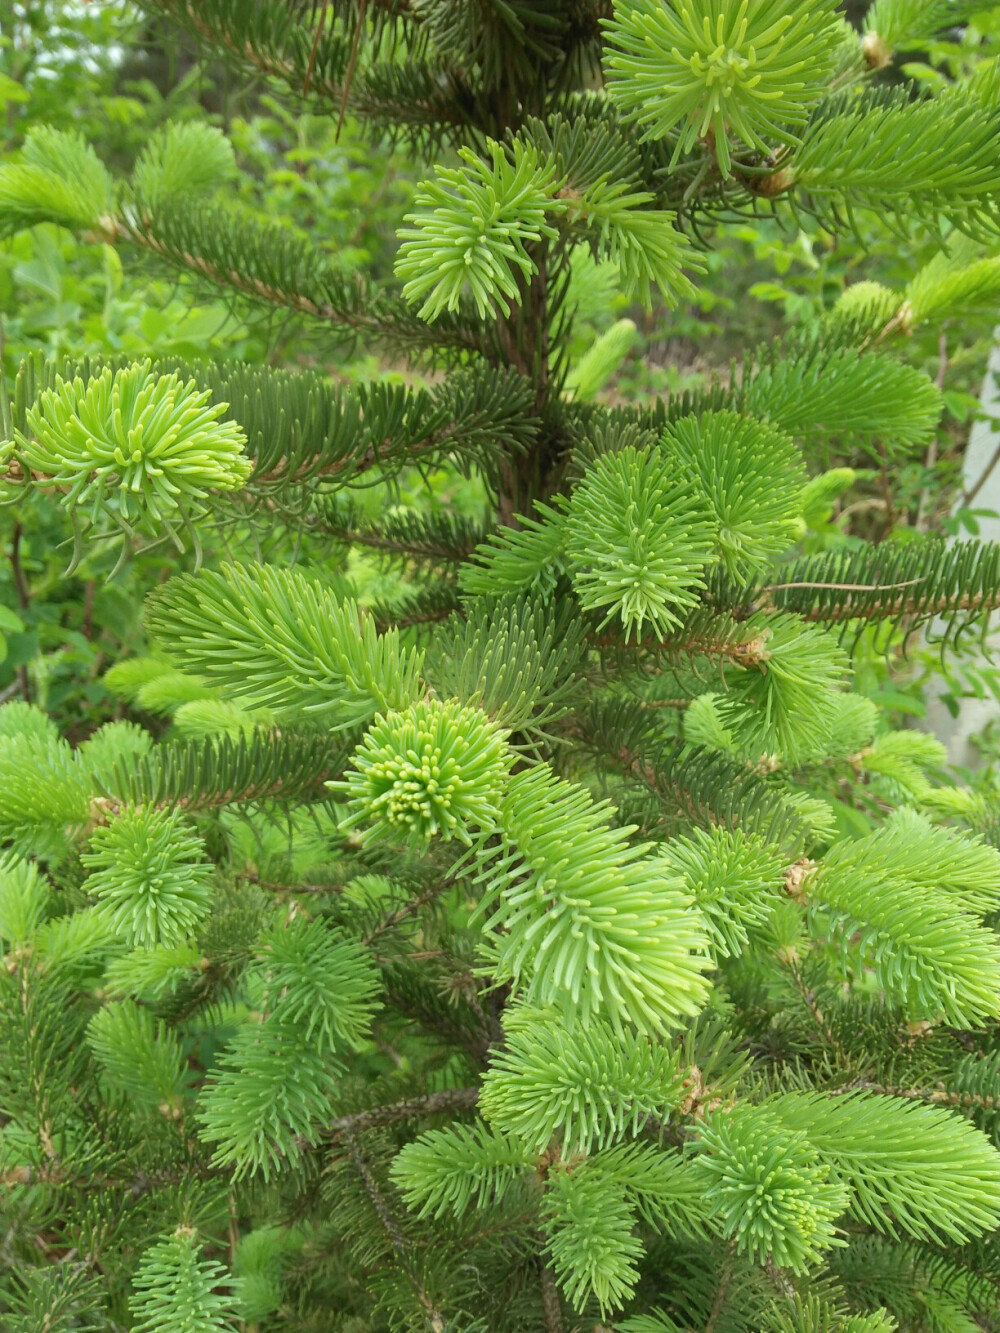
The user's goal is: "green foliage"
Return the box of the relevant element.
[480,1006,684,1153]
[791,86,1000,237]
[232,1226,300,1323]
[197,915,380,1177]
[81,805,213,948]
[715,614,849,763]
[252,916,382,1050]
[660,826,787,959]
[96,728,351,810]
[808,819,1000,1025]
[8,2,1000,1329]
[425,593,585,743]
[131,122,236,211]
[661,411,806,583]
[565,176,701,308]
[566,317,638,400]
[103,941,203,1001]
[737,338,944,448]
[564,444,716,639]
[478,764,712,1034]
[460,506,567,597]
[605,0,844,173]
[145,563,423,725]
[0,125,112,236]
[397,140,560,320]
[692,1103,850,1272]
[766,1093,1000,1244]
[0,729,93,858]
[769,539,1000,651]
[87,998,188,1110]
[335,699,510,848]
[863,0,988,58]
[15,360,251,540]
[129,1230,236,1333]
[902,235,1000,327]
[389,1122,530,1220]
[543,1163,645,1314]
[0,856,49,946]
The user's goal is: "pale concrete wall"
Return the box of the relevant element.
[923,337,1000,767]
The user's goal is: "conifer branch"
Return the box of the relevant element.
[323,1087,481,1139]
[342,1129,410,1256]
[11,4,1000,1325]
[766,541,1000,648]
[98,209,483,357]
[834,1080,1000,1112]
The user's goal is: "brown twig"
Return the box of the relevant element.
[539,1259,565,1333]
[829,1078,1000,1111]
[765,1256,797,1301]
[336,0,368,141]
[9,521,30,701]
[81,579,96,639]
[238,871,346,895]
[343,1128,409,1255]
[759,577,923,597]
[964,440,1000,508]
[302,0,329,94]
[876,438,896,541]
[798,588,999,625]
[704,1246,736,1333]
[364,880,450,944]
[916,331,949,532]
[779,951,844,1062]
[322,1087,480,1140]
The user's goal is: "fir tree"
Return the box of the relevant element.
[5,3,1000,1331]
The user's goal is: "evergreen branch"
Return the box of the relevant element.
[520,101,642,196]
[389,1121,532,1221]
[97,729,351,810]
[8,355,531,493]
[863,0,988,61]
[363,879,453,942]
[343,1129,411,1256]
[240,360,536,490]
[369,582,464,633]
[0,1161,221,1190]
[138,0,414,99]
[139,0,480,148]
[829,1235,998,1333]
[474,762,713,1035]
[334,699,509,849]
[789,85,1000,239]
[764,540,1000,649]
[379,961,496,1065]
[347,58,481,149]
[481,1010,685,1154]
[145,563,424,724]
[767,1092,1000,1245]
[832,1079,1000,1113]
[807,816,1000,1026]
[312,499,487,564]
[323,1087,481,1138]
[539,1259,565,1333]
[130,1230,238,1333]
[603,0,843,179]
[591,729,809,850]
[627,334,943,451]
[426,592,585,744]
[101,205,483,357]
